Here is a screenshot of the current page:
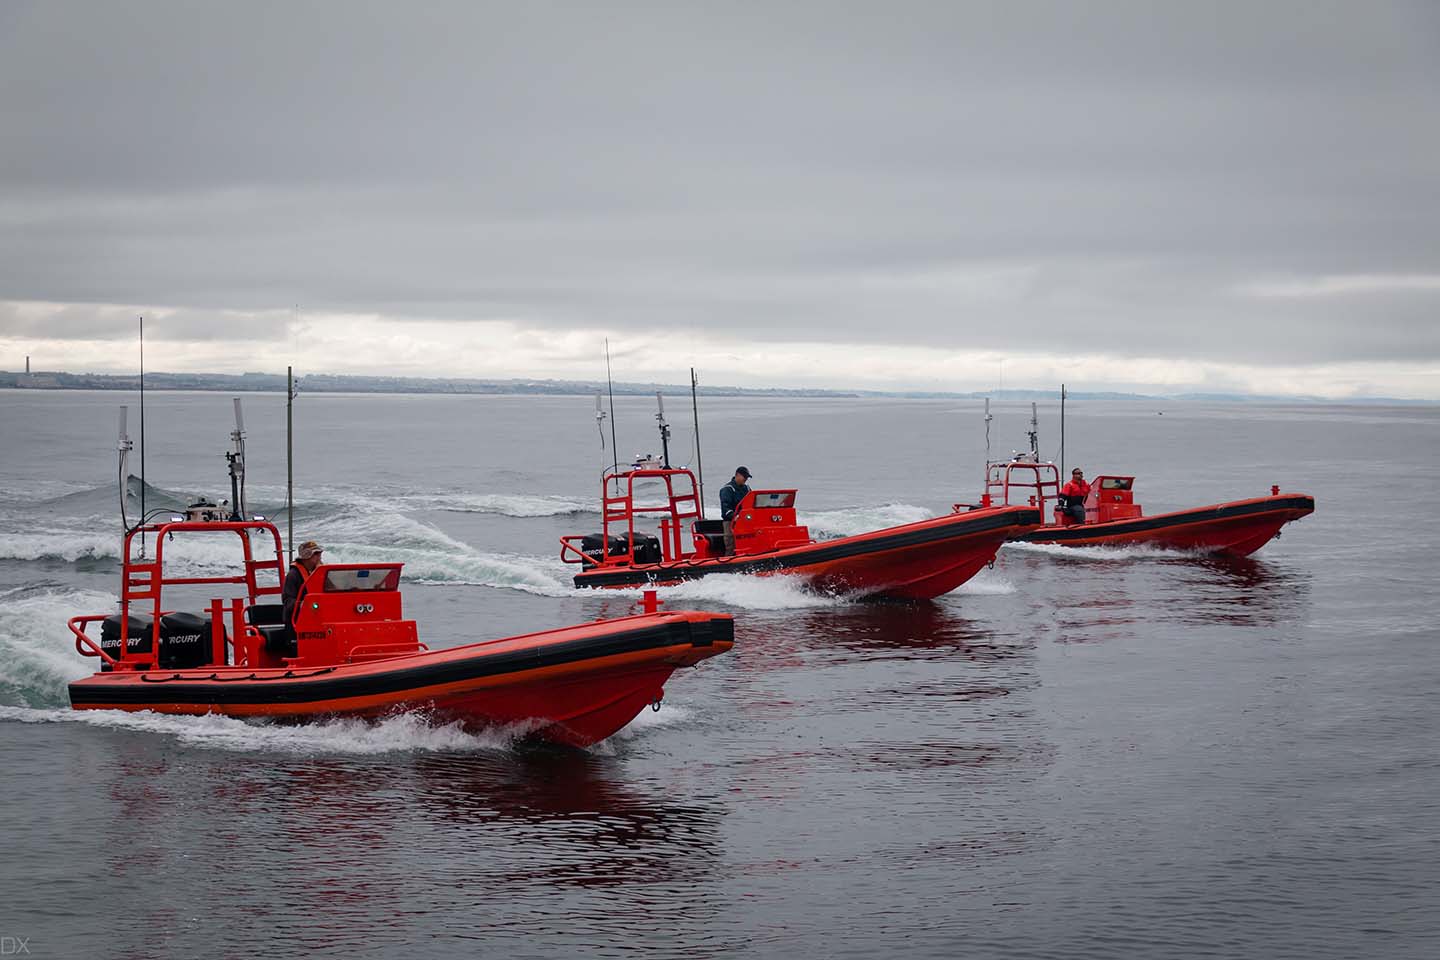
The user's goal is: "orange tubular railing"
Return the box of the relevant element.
[559,536,594,565]
[69,615,120,668]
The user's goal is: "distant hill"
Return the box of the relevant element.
[0,369,1430,404]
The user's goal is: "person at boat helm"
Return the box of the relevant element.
[719,467,752,522]
[282,540,325,627]
[1059,468,1091,524]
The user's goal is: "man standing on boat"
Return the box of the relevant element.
[719,467,752,554]
[1060,468,1091,524]
[720,467,752,521]
[283,540,324,627]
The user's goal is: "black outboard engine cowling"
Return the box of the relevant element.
[97,611,220,670]
[99,612,155,670]
[623,532,662,564]
[579,533,628,567]
[579,532,663,565]
[157,612,218,669]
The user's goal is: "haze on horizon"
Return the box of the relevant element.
[2,2,1437,399]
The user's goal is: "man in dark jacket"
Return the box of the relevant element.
[719,467,752,521]
[282,540,324,627]
[719,467,752,555]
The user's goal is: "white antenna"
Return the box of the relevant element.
[287,367,296,561]
[594,392,607,448]
[983,397,992,464]
[1028,401,1039,460]
[117,405,133,531]
[655,391,671,468]
[227,398,247,521]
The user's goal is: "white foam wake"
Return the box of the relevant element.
[0,517,278,574]
[951,568,1017,596]
[295,505,574,596]
[403,492,594,517]
[0,529,119,563]
[1003,540,1207,561]
[803,503,938,540]
[0,588,116,708]
[0,706,524,755]
[595,573,857,611]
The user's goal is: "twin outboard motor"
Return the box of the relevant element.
[99,610,223,671]
[578,531,662,566]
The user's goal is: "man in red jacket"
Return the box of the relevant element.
[1059,468,1091,524]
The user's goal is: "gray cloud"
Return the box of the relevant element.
[2,1,1438,374]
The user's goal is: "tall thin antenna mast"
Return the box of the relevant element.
[287,366,295,563]
[691,367,705,516]
[655,392,671,468]
[1028,401,1039,460]
[604,338,619,488]
[139,316,146,556]
[984,397,992,463]
[227,398,246,521]
[117,405,132,532]
[593,392,609,488]
[1060,384,1067,478]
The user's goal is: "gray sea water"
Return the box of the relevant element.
[0,388,1436,959]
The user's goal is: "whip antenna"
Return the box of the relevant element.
[691,368,705,516]
[593,391,609,489]
[287,366,296,562]
[983,397,992,463]
[138,316,147,556]
[1028,401,1039,461]
[1060,384,1067,478]
[227,398,247,521]
[655,392,671,468]
[604,338,619,491]
[117,405,133,532]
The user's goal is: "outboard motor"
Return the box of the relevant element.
[99,612,155,670]
[579,533,628,567]
[578,532,663,565]
[157,611,218,669]
[97,611,220,669]
[622,532,662,564]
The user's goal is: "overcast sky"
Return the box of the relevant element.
[2,1,1437,397]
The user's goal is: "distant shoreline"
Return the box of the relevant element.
[0,370,1430,405]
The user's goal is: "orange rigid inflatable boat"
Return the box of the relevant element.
[68,519,733,747]
[961,400,1314,558]
[970,458,1314,557]
[561,467,1040,600]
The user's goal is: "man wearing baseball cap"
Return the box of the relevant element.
[282,540,325,630]
[719,467,752,522]
[718,467,752,555]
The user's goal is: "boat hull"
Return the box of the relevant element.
[573,505,1042,600]
[1018,494,1314,557]
[68,612,734,747]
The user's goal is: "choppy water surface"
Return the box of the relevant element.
[1,390,1436,959]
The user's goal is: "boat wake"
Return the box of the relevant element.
[602,574,859,611]
[1003,540,1209,561]
[0,587,113,708]
[950,569,1017,595]
[0,705,527,755]
[398,491,595,517]
[803,502,938,540]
